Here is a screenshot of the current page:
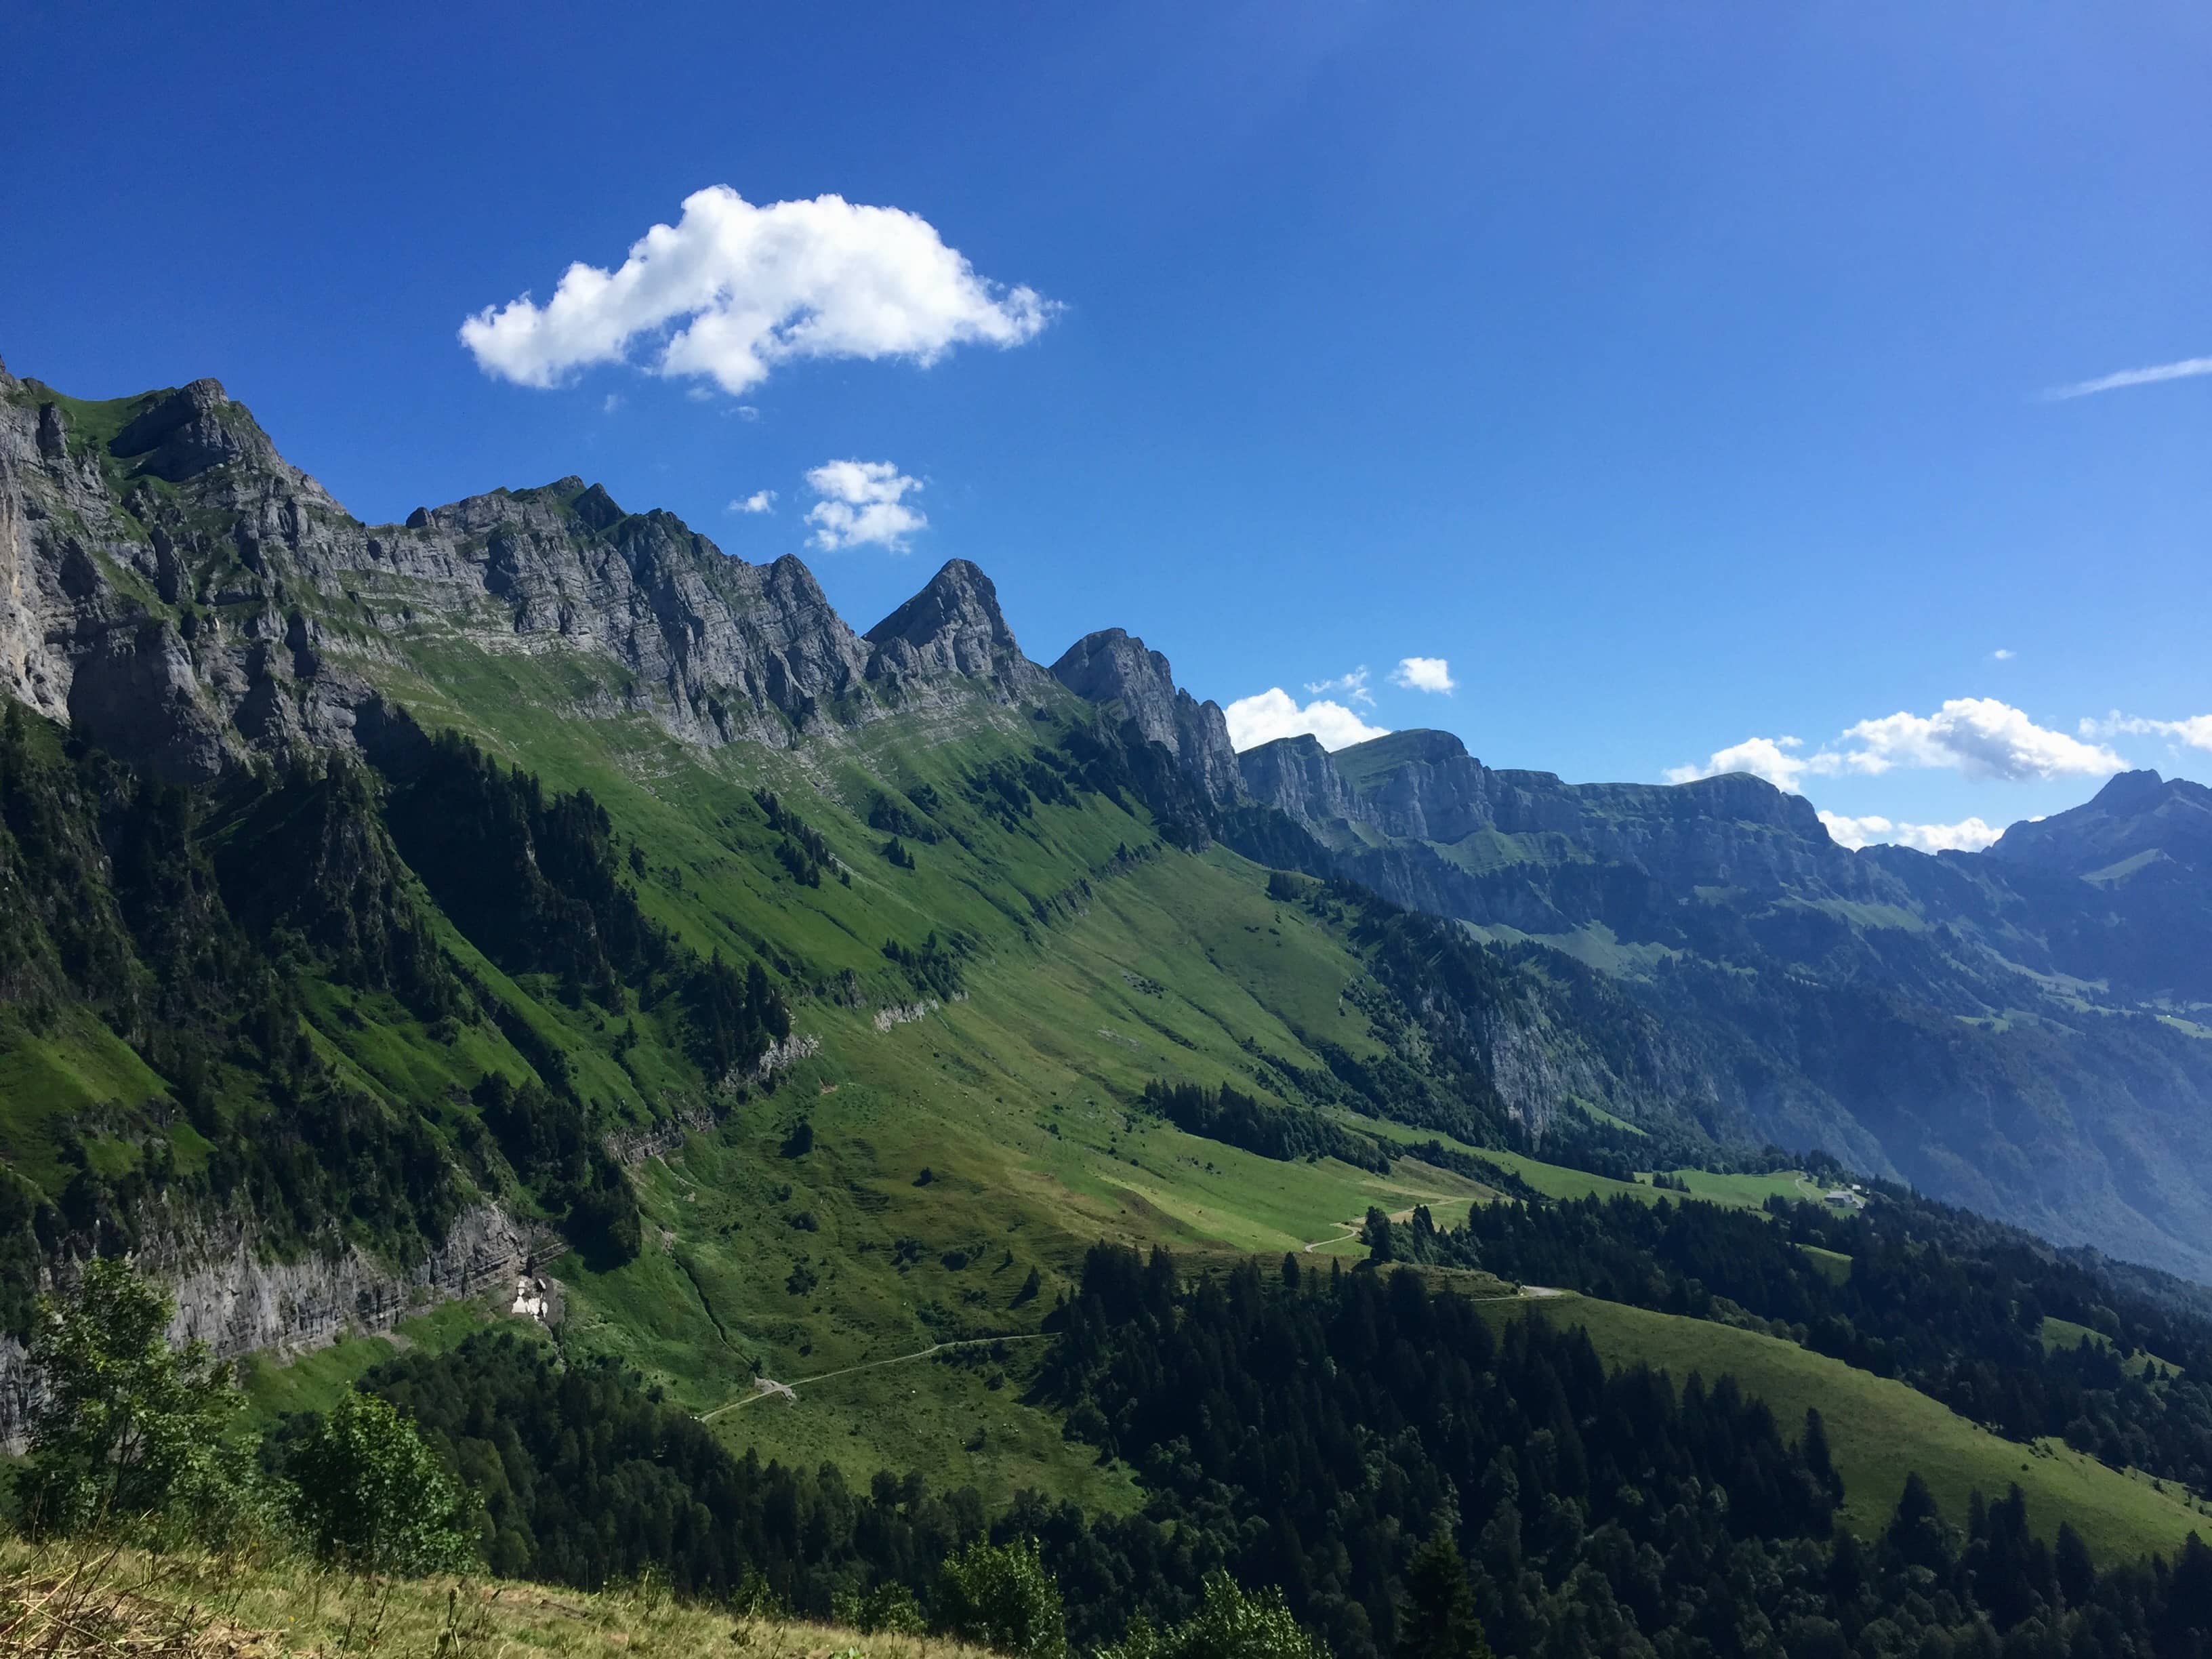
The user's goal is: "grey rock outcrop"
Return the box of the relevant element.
[0,1201,538,1451]
[1050,628,1241,805]
[1238,733,1363,827]
[864,558,1050,702]
[1236,727,1892,937]
[0,370,1056,775]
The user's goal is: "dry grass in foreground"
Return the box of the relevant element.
[0,1539,998,1659]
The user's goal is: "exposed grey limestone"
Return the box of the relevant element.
[1050,628,1241,804]
[0,373,1052,772]
[864,558,1049,703]
[1237,733,1360,826]
[1240,727,1893,928]
[0,1201,537,1451]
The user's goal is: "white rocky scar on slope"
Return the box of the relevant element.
[0,1202,543,1451]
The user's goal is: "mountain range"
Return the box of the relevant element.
[3,352,2210,1352]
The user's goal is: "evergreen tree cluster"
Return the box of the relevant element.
[357,1330,991,1602]
[1037,1246,2212,1658]
[1042,1246,1840,1658]
[0,705,464,1286]
[388,731,675,1005]
[385,730,791,1082]
[1413,1189,2212,1492]
[755,787,837,886]
[883,932,970,1000]
[466,1073,640,1265]
[868,790,942,844]
[0,710,793,1302]
[964,750,1079,832]
[1140,1080,1394,1175]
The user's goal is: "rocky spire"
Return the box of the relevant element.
[864,559,1047,699]
[1050,628,1241,805]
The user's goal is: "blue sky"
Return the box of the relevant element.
[5,2,2207,848]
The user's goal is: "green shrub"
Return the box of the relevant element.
[19,1257,252,1543]
[933,1536,1067,1659]
[841,1580,926,1635]
[1101,1572,1325,1659]
[284,1389,478,1574]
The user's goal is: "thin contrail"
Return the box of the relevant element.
[2043,354,2212,401]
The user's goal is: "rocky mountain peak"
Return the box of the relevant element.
[570,480,626,532]
[862,558,1044,699]
[1992,767,2212,878]
[1050,628,1240,804]
[108,378,274,484]
[2090,769,2170,813]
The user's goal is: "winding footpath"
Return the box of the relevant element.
[699,1332,1048,1422]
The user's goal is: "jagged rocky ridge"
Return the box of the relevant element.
[5,358,2212,1282]
[0,368,1063,785]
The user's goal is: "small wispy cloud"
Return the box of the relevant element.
[1305,667,1375,708]
[728,490,776,515]
[1991,648,2014,661]
[602,393,625,414]
[2083,711,2212,753]
[1391,656,1456,695]
[804,459,925,552]
[2043,355,2212,401]
[1818,811,2004,855]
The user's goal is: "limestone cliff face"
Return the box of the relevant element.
[1049,628,1240,805]
[0,370,1058,777]
[1237,734,1363,830]
[1237,726,1893,935]
[0,1200,538,1450]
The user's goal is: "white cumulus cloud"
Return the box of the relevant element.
[2082,712,2212,754]
[1670,699,2123,792]
[1391,656,1456,695]
[459,186,1056,396]
[1224,689,1390,752]
[1305,667,1375,708]
[729,490,776,515]
[1992,648,2014,661]
[1666,736,1823,792]
[1837,699,2122,780]
[2043,354,2212,401]
[1818,812,2003,855]
[804,459,925,552]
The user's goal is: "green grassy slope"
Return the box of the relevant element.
[1478,1288,2212,1563]
[15,600,2205,1568]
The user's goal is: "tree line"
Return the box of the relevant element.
[1391,1183,2212,1494]
[20,1251,2212,1657]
